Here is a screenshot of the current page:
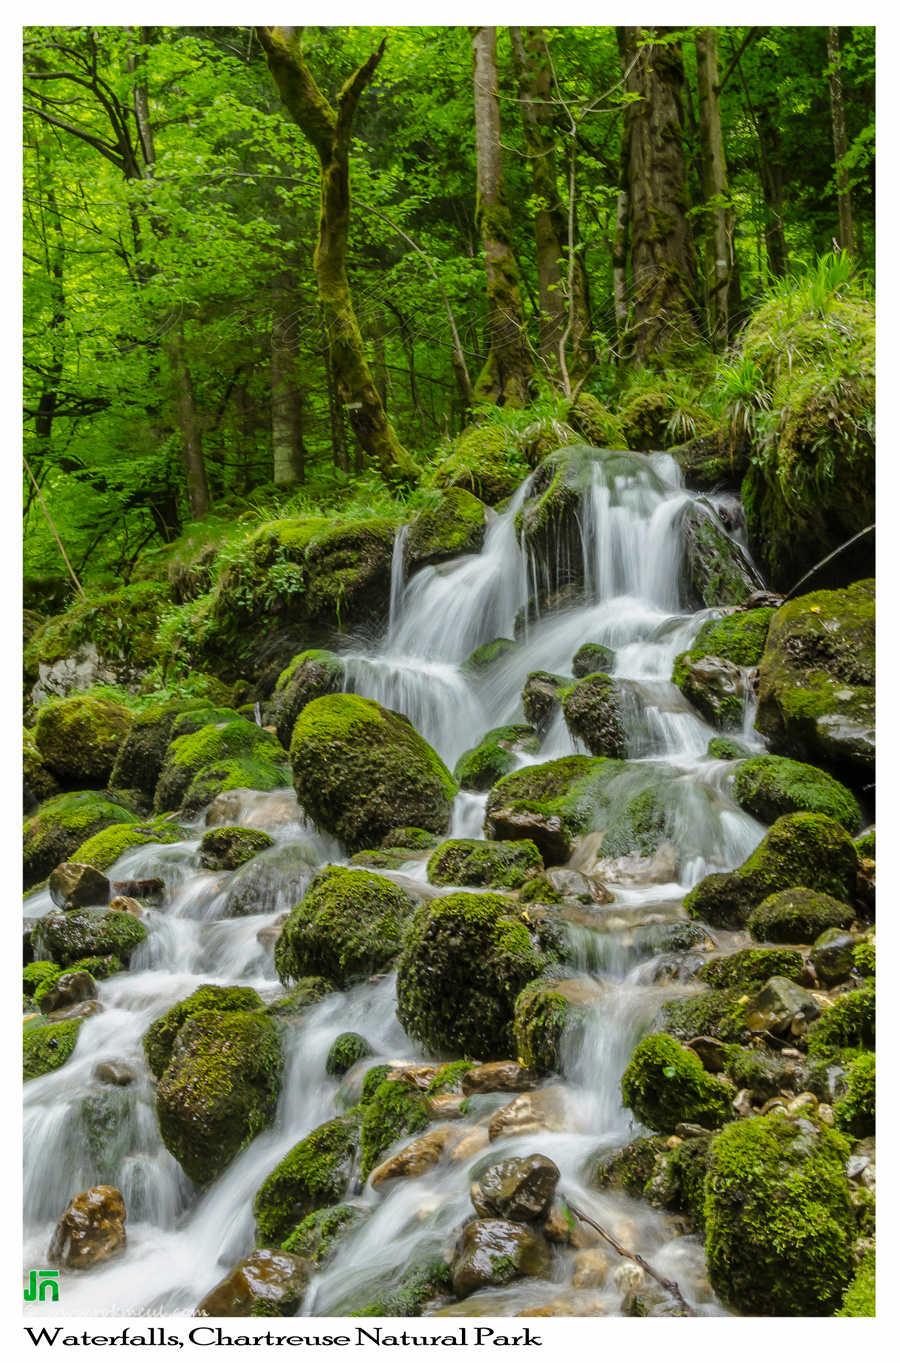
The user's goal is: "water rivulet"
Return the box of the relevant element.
[26,447,776,1316]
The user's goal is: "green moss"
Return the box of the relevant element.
[621,1034,733,1133]
[748,887,855,944]
[592,1135,667,1198]
[270,650,345,750]
[70,954,121,980]
[806,983,875,1057]
[485,755,619,844]
[427,838,542,890]
[619,389,714,452]
[254,1112,361,1245]
[671,649,744,728]
[109,700,211,797]
[462,638,519,674]
[381,827,439,851]
[405,488,485,569]
[23,728,59,804]
[723,1046,799,1101]
[517,876,564,905]
[143,985,264,1079]
[34,695,132,786]
[32,909,147,967]
[396,892,565,1057]
[264,977,334,1020]
[325,1032,372,1077]
[700,947,806,989]
[350,1259,451,1318]
[833,1051,875,1137]
[181,757,290,811]
[360,1064,391,1105]
[427,1060,472,1096]
[692,609,775,667]
[23,960,61,997]
[302,518,398,626]
[836,1251,875,1316]
[854,827,875,859]
[657,988,750,1045]
[732,756,860,833]
[24,790,138,890]
[155,719,286,813]
[199,826,275,871]
[290,694,456,850]
[704,1112,855,1315]
[685,813,859,930]
[73,819,185,872]
[281,1205,367,1266]
[359,1078,430,1179]
[275,866,413,988]
[680,503,764,609]
[601,787,674,859]
[853,940,875,977]
[33,966,97,1011]
[707,737,752,761]
[513,978,585,1075]
[561,673,626,758]
[157,1009,283,1185]
[25,582,172,674]
[24,1017,83,1080]
[572,642,616,678]
[453,725,538,791]
[428,425,529,505]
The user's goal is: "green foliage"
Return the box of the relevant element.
[833,1051,875,1136]
[836,1252,875,1317]
[24,1017,83,1081]
[254,1113,361,1246]
[274,865,413,987]
[620,1034,733,1133]
[360,1079,429,1178]
[143,984,264,1079]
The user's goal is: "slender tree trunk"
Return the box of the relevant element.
[695,28,732,345]
[827,26,854,253]
[618,27,698,367]
[471,26,535,407]
[164,326,209,520]
[256,26,416,486]
[323,344,348,473]
[271,270,305,485]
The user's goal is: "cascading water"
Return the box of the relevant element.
[24,447,768,1317]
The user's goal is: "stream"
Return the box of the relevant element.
[24,449,770,1317]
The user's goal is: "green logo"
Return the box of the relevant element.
[24,1271,59,1303]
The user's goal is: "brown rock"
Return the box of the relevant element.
[425,1094,467,1121]
[370,1128,454,1188]
[486,809,572,865]
[92,1061,136,1086]
[195,1249,310,1317]
[110,878,164,904]
[49,863,110,912]
[462,1062,538,1096]
[480,1154,560,1222]
[538,868,613,905]
[48,1186,126,1270]
[685,1036,728,1073]
[470,1181,492,1217]
[451,1219,552,1299]
[448,1127,491,1163]
[48,999,103,1023]
[108,896,144,918]
[40,970,97,1015]
[488,1087,573,1142]
[386,1064,440,1090]
[572,1248,610,1289]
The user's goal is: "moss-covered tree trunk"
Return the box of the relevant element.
[695,28,732,346]
[471,26,535,407]
[271,270,306,486]
[618,27,699,366]
[256,26,417,487]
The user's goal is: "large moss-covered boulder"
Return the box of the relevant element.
[274,866,413,988]
[679,502,764,609]
[621,1034,733,1133]
[453,725,538,791]
[109,700,210,797]
[672,651,746,729]
[72,818,185,872]
[484,755,616,864]
[755,581,875,776]
[396,892,565,1056]
[747,888,855,945]
[732,755,861,832]
[269,650,345,751]
[427,839,542,890]
[561,674,627,757]
[704,1112,855,1315]
[684,813,858,929]
[656,988,750,1046]
[34,695,132,786]
[143,985,265,1079]
[157,1009,282,1186]
[428,425,527,505]
[303,519,397,625]
[23,728,59,806]
[692,608,776,666]
[513,977,593,1075]
[155,719,287,815]
[699,946,806,989]
[289,695,456,849]
[23,1016,83,1081]
[32,909,147,967]
[404,488,486,570]
[254,1113,361,1246]
[24,791,138,890]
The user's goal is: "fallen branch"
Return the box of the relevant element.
[562,1196,696,1316]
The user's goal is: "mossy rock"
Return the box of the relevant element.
[199,825,275,871]
[462,638,520,674]
[619,389,714,451]
[274,866,414,988]
[70,953,121,980]
[381,827,440,851]
[601,787,674,860]
[224,841,320,918]
[23,728,59,805]
[281,1205,368,1267]
[656,987,750,1046]
[26,581,173,674]
[349,1258,452,1318]
[692,608,775,667]
[853,939,875,978]
[854,826,875,860]
[404,487,486,570]
[23,1016,83,1081]
[723,1046,803,1102]
[732,755,860,833]
[747,887,855,945]
[684,813,859,930]
[572,642,615,678]
[34,695,132,786]
[109,700,211,797]
[72,819,185,872]
[23,960,62,998]
[360,1078,430,1178]
[513,978,589,1075]
[289,694,457,850]
[143,984,265,1079]
[485,755,618,846]
[453,725,538,792]
[303,518,397,626]
[671,431,751,491]
[521,671,568,730]
[679,502,764,610]
[155,719,286,815]
[396,892,566,1057]
[755,581,875,777]
[621,1034,733,1133]
[835,1251,875,1316]
[348,849,422,872]
[561,673,627,758]
[806,982,875,1057]
[254,1112,361,1246]
[632,920,716,957]
[24,790,138,890]
[565,392,626,449]
[269,650,345,751]
[699,946,806,989]
[265,977,335,1020]
[157,1009,283,1186]
[325,1032,373,1078]
[428,425,528,505]
[671,651,745,729]
[180,757,290,812]
[427,839,542,890]
[32,909,147,967]
[833,1051,875,1137]
[704,1112,855,1315]
[707,736,752,761]
[516,446,634,586]
[591,1135,667,1199]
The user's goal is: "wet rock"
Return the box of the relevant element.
[40,970,97,1015]
[480,1155,560,1222]
[486,809,571,865]
[514,977,601,1075]
[572,642,616,679]
[325,1032,372,1078]
[110,877,165,905]
[812,928,858,987]
[199,825,275,872]
[451,1219,552,1299]
[680,500,764,610]
[48,1186,126,1270]
[676,654,746,729]
[49,862,111,912]
[449,1127,491,1163]
[538,867,613,904]
[488,1087,573,1142]
[522,671,568,732]
[745,977,821,1035]
[205,788,297,829]
[107,895,144,918]
[93,1060,136,1086]
[562,674,627,758]
[572,1248,610,1289]
[686,1037,728,1073]
[276,866,414,990]
[613,1262,646,1296]
[425,1094,467,1121]
[461,1062,538,1096]
[49,999,103,1024]
[195,1249,310,1317]
[370,1128,455,1188]
[469,1181,492,1217]
[269,649,345,751]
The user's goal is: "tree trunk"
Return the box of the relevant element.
[695,28,732,345]
[256,26,417,487]
[827,26,854,253]
[271,271,305,485]
[324,344,348,473]
[471,26,535,407]
[618,27,698,366]
[164,326,210,520]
